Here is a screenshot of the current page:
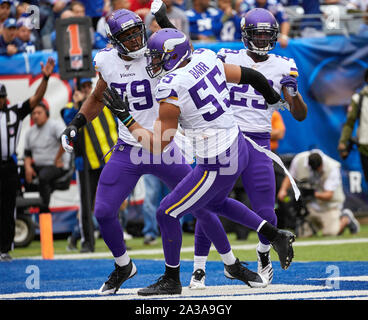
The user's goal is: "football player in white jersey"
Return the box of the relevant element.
[61,8,288,296]
[189,8,308,289]
[103,28,296,295]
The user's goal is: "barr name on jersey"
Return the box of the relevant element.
[188,62,210,79]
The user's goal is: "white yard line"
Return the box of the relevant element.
[2,284,368,301]
[19,237,368,260]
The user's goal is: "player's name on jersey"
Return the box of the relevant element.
[188,62,210,79]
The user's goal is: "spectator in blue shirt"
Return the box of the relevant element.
[0,0,13,35]
[281,0,324,38]
[218,0,242,41]
[186,0,222,41]
[16,16,41,53]
[78,0,105,29]
[0,17,24,56]
[237,0,290,47]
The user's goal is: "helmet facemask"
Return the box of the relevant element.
[106,17,147,59]
[145,29,192,79]
[242,26,279,55]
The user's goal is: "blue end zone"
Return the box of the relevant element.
[1,260,368,297]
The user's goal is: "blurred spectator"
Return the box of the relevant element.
[145,0,189,37]
[270,110,285,153]
[173,0,191,10]
[53,0,71,16]
[70,0,86,17]
[277,150,360,237]
[0,0,12,35]
[347,1,368,34]
[237,0,290,47]
[69,1,108,48]
[51,7,108,50]
[96,0,132,38]
[61,78,118,253]
[16,16,41,53]
[338,69,368,186]
[38,1,59,49]
[24,102,70,214]
[217,0,242,41]
[186,0,222,41]
[15,1,28,20]
[78,0,106,29]
[130,0,153,20]
[346,0,368,11]
[299,0,324,38]
[0,18,24,56]
[283,0,324,38]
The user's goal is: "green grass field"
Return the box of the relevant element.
[12,222,368,262]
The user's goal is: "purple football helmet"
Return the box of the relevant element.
[105,9,147,58]
[145,28,192,78]
[241,8,279,55]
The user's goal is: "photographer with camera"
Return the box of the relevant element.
[277,150,360,237]
[338,69,368,186]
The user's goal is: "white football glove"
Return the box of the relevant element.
[61,126,77,153]
[268,99,290,111]
[151,0,165,15]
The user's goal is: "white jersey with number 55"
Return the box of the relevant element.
[154,48,239,159]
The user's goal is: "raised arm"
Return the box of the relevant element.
[29,57,55,109]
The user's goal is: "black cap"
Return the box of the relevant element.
[0,83,7,97]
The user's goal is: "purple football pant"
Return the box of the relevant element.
[94,140,231,261]
[157,133,266,266]
[194,132,277,257]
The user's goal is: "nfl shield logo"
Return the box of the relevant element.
[70,55,83,70]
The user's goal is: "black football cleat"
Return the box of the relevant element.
[137,274,182,296]
[270,230,295,270]
[98,260,137,295]
[224,258,268,288]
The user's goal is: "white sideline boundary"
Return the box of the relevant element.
[19,237,368,260]
[2,284,368,300]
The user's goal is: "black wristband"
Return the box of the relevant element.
[43,74,50,81]
[70,113,87,129]
[154,4,177,29]
[239,66,280,104]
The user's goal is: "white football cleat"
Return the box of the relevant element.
[257,250,273,284]
[188,269,206,290]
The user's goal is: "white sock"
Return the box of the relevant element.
[193,255,208,272]
[114,252,130,267]
[220,250,237,266]
[257,242,271,253]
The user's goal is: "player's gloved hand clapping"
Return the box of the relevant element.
[103,87,136,128]
[280,75,298,97]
